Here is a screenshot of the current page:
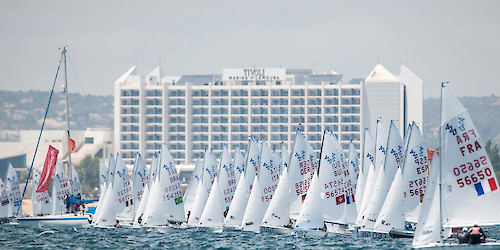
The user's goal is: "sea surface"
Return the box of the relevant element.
[0,224,498,249]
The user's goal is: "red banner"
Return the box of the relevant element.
[36,145,59,193]
[68,138,76,152]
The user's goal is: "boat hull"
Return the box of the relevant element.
[17,214,91,227]
[358,228,414,239]
[260,225,292,235]
[293,229,328,237]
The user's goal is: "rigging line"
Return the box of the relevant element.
[66,54,97,128]
[17,52,64,216]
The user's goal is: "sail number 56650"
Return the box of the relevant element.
[456,168,493,187]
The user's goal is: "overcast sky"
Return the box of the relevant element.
[1,1,499,98]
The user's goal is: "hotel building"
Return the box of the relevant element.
[114,67,366,165]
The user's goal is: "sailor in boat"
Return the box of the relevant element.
[466,225,487,244]
[457,227,469,244]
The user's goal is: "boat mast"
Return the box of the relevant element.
[438,82,447,242]
[62,46,73,192]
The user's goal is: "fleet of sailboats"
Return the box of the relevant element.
[3,48,500,247]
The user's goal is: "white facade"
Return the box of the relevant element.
[362,64,423,136]
[114,67,363,165]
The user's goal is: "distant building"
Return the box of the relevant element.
[115,67,363,165]
[363,64,423,135]
[114,64,423,166]
[0,128,113,178]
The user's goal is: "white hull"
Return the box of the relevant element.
[259,225,292,235]
[17,214,91,227]
[293,229,328,237]
[358,228,414,239]
[414,241,500,249]
[325,222,351,235]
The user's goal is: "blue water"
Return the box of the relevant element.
[1,225,498,249]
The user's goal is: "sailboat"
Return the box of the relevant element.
[198,145,236,230]
[17,47,93,227]
[240,141,280,232]
[412,84,500,248]
[359,121,403,236]
[223,137,260,230]
[140,144,185,228]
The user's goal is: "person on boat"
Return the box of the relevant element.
[64,194,71,213]
[457,227,469,244]
[467,225,486,244]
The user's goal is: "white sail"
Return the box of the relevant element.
[99,160,108,188]
[224,139,258,227]
[273,149,282,178]
[6,163,22,216]
[114,155,133,221]
[362,121,403,229]
[346,140,359,224]
[402,122,429,223]
[412,154,442,247]
[0,178,11,218]
[93,183,116,227]
[187,150,218,226]
[262,166,290,228]
[440,87,500,227]
[71,166,82,196]
[280,142,290,176]
[52,161,71,215]
[233,146,245,185]
[149,153,159,182]
[295,172,324,230]
[241,141,279,232]
[107,154,116,185]
[218,145,237,212]
[245,137,261,193]
[131,153,149,217]
[319,132,353,224]
[289,130,318,219]
[199,177,224,227]
[187,178,209,226]
[159,144,185,223]
[141,175,166,226]
[224,174,249,227]
[31,169,51,216]
[355,129,375,222]
[374,121,389,173]
[93,182,107,222]
[133,182,150,227]
[373,167,405,233]
[184,158,203,218]
[240,176,264,232]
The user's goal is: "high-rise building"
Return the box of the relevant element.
[362,64,423,136]
[114,67,364,165]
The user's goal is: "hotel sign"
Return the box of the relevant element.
[222,68,286,81]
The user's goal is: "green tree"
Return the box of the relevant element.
[485,139,500,172]
[74,155,100,198]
